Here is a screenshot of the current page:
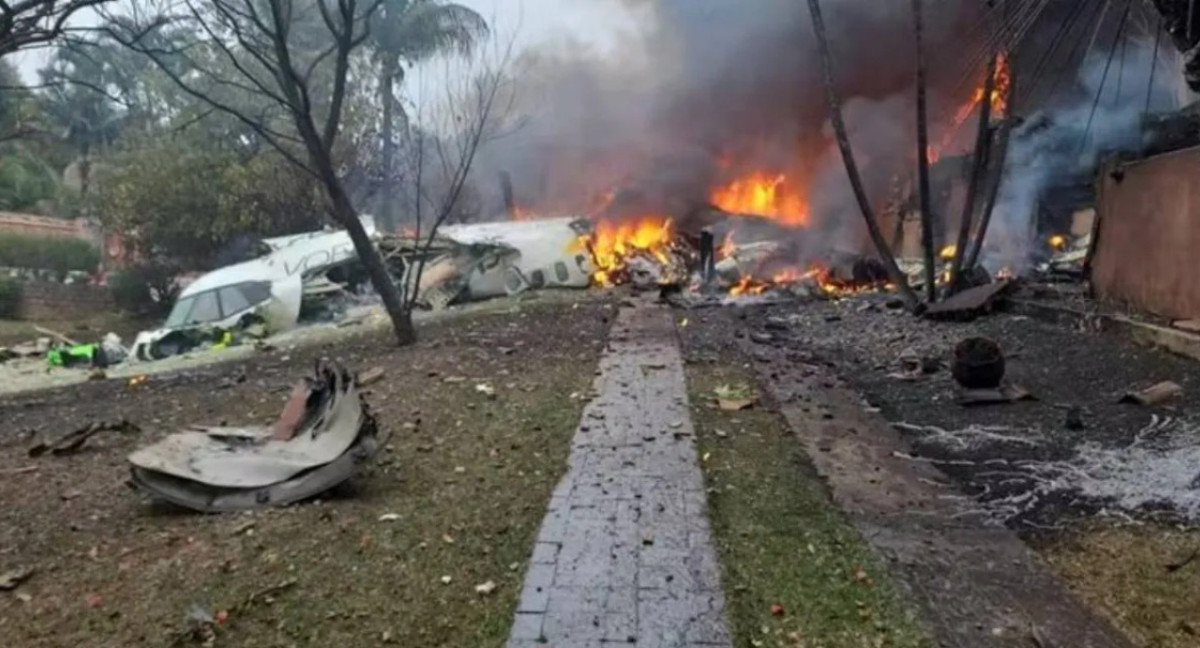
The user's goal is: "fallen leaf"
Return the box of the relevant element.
[231,520,256,536]
[714,383,755,401]
[718,398,754,412]
[702,452,712,462]
[378,513,401,522]
[442,534,455,544]
[475,383,496,398]
[474,581,497,595]
[357,367,386,386]
[440,575,452,585]
[770,603,785,617]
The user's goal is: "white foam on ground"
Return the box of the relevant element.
[897,416,1200,522]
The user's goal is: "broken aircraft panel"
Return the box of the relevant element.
[128,361,379,512]
[130,216,596,362]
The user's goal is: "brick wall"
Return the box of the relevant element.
[16,281,113,320]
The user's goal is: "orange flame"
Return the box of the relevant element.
[929,53,1011,163]
[711,172,809,226]
[582,216,674,286]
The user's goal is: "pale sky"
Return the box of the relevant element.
[9,0,641,84]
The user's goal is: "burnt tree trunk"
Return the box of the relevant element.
[913,0,937,303]
[965,61,1018,272]
[807,0,919,311]
[948,51,998,292]
[964,120,1012,271]
[500,170,516,217]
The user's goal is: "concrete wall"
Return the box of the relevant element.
[16,281,113,320]
[1092,146,1200,321]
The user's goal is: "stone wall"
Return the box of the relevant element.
[16,281,113,320]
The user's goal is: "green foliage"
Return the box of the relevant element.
[94,136,325,269]
[0,151,59,211]
[0,233,100,277]
[109,262,180,317]
[0,276,20,318]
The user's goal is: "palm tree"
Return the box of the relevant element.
[370,0,488,233]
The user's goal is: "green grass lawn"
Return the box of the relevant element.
[685,359,932,648]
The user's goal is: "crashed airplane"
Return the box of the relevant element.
[131,216,596,361]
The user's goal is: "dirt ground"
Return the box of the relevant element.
[0,299,613,648]
[0,292,599,397]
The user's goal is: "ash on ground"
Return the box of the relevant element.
[730,294,1200,528]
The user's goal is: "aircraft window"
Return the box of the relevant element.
[238,281,272,305]
[187,291,222,324]
[219,286,253,317]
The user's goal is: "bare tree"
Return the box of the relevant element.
[806,0,918,310]
[390,41,515,313]
[0,0,111,57]
[104,0,424,344]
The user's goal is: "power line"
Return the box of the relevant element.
[1144,16,1162,116]
[1078,0,1132,155]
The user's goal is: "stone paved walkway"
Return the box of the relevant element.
[506,305,732,648]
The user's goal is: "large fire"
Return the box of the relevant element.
[929,53,1011,162]
[583,216,675,286]
[710,172,810,226]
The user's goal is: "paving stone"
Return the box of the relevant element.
[507,306,732,648]
[531,542,561,565]
[517,563,556,613]
[509,612,544,641]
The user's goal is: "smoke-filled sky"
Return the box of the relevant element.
[463,0,985,239]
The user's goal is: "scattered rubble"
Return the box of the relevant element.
[127,360,380,512]
[1120,381,1183,407]
[957,383,1035,406]
[925,280,1013,321]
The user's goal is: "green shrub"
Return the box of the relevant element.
[109,262,180,318]
[0,233,101,278]
[0,276,21,318]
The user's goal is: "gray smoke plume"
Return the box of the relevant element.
[469,0,1182,273]
[984,39,1181,272]
[470,0,981,253]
